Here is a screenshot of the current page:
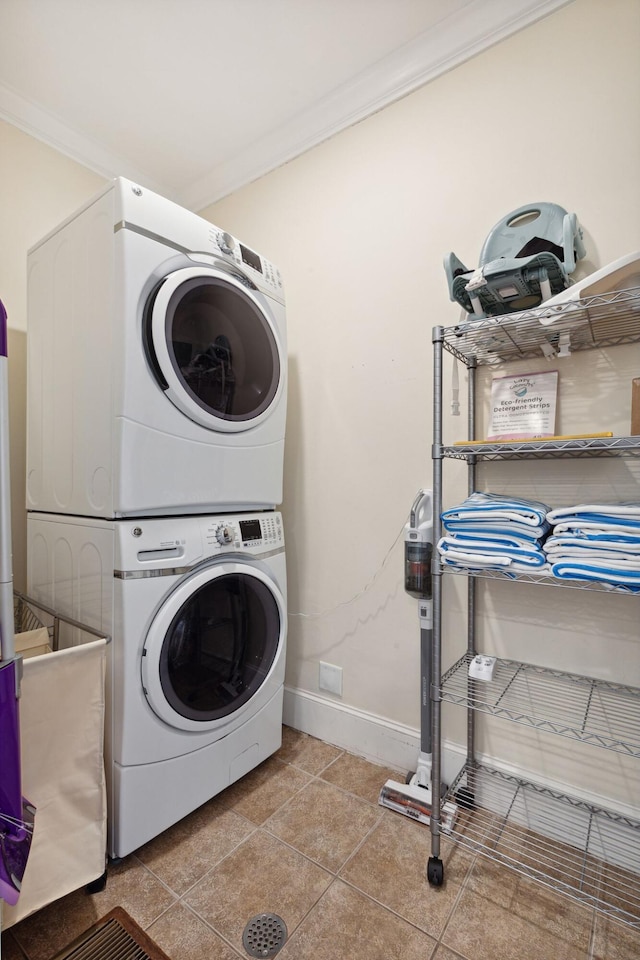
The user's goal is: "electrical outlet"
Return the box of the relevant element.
[319,661,343,697]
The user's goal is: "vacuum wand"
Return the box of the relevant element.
[378,490,457,830]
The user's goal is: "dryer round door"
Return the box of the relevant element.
[145,265,283,432]
[141,561,286,732]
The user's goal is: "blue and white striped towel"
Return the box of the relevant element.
[544,538,640,559]
[546,503,640,529]
[438,535,548,570]
[546,502,640,589]
[442,491,551,542]
[550,559,640,590]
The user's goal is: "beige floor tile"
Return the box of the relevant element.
[340,812,474,939]
[591,914,640,960]
[276,725,343,774]
[148,902,240,960]
[265,778,381,872]
[10,857,176,960]
[278,878,437,960]
[432,947,469,960]
[442,880,592,960]
[487,820,601,893]
[463,858,594,949]
[219,756,311,823]
[184,830,332,952]
[136,796,254,895]
[321,752,401,805]
[593,860,640,926]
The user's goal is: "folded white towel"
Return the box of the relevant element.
[443,491,551,529]
[550,559,640,588]
[547,503,640,526]
[549,520,640,538]
[438,536,547,568]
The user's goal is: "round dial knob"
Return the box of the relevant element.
[219,232,235,255]
[216,524,234,545]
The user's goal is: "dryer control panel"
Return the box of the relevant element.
[213,230,284,302]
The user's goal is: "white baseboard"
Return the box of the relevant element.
[282,685,465,784]
[283,685,638,823]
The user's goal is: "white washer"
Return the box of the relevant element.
[27,177,287,518]
[27,510,287,858]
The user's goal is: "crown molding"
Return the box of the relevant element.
[0,80,177,200]
[0,0,571,212]
[180,0,571,210]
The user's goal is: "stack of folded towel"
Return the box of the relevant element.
[544,503,640,590]
[437,491,551,575]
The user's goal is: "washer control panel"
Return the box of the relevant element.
[204,512,284,555]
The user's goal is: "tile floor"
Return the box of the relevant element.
[2,726,639,960]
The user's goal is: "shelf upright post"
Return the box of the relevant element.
[467,357,477,769]
[430,325,445,863]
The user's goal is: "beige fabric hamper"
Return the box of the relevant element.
[2,636,107,928]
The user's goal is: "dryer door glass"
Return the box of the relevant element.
[146,271,281,428]
[159,572,281,722]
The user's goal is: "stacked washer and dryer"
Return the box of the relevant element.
[25,178,288,858]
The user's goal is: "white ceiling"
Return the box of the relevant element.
[0,0,570,211]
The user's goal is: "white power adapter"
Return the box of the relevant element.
[468,654,497,682]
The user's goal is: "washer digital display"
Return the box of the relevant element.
[240,519,262,542]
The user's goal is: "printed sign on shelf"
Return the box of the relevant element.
[487,370,558,441]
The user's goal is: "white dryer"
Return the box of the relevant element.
[27,177,287,518]
[27,510,287,858]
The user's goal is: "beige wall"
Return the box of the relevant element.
[202,0,640,805]
[1,0,639,807]
[0,120,106,589]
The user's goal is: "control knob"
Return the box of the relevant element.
[216,523,234,545]
[219,232,236,255]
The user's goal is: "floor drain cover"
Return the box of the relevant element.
[242,913,287,957]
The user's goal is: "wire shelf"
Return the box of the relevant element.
[446,763,640,928]
[441,286,640,366]
[441,564,640,595]
[13,591,110,651]
[13,593,46,634]
[440,654,640,757]
[441,436,640,461]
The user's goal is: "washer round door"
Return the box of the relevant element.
[141,562,286,732]
[144,265,284,432]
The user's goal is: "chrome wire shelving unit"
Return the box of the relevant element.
[445,763,640,928]
[427,285,640,926]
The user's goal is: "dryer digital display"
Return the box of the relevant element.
[240,244,262,273]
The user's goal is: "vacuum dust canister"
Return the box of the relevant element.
[404,489,434,600]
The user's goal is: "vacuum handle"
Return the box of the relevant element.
[409,489,433,532]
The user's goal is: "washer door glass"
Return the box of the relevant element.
[142,563,284,731]
[145,266,282,432]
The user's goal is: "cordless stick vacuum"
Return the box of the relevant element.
[0,299,35,910]
[379,490,457,829]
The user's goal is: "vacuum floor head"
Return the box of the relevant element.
[378,779,458,831]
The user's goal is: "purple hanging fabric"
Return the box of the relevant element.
[0,659,35,906]
[0,298,36,905]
